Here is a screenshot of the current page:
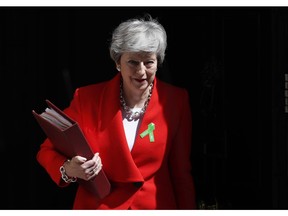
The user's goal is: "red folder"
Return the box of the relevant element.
[32,99,111,199]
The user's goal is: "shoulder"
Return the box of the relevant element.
[75,74,119,98]
[69,74,120,110]
[77,81,108,93]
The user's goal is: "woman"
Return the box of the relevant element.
[36,14,196,209]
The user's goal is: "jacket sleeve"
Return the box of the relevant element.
[169,89,197,209]
[36,138,67,187]
[36,88,82,187]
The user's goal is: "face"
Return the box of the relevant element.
[118,52,157,95]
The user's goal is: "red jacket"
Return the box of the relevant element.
[36,73,196,209]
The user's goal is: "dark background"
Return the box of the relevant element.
[0,6,288,209]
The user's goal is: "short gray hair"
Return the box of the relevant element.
[109,14,167,65]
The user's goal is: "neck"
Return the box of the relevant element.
[122,85,152,109]
[120,80,153,121]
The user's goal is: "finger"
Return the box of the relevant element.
[89,167,96,175]
[74,156,87,163]
[94,153,100,162]
[95,164,103,175]
[85,168,95,180]
[95,156,101,165]
[88,164,102,178]
[95,165,102,175]
[96,160,102,169]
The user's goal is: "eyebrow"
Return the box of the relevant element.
[127,55,157,60]
[126,52,156,59]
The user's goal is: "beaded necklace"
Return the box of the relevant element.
[120,80,153,121]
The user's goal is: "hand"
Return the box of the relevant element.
[64,152,103,181]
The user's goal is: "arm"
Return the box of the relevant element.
[36,88,102,186]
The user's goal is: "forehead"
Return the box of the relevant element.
[122,52,157,60]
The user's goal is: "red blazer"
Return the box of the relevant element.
[36,73,196,209]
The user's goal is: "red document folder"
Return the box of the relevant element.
[32,99,111,199]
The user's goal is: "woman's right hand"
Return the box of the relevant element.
[63,152,103,181]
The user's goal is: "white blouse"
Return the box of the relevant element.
[122,108,142,151]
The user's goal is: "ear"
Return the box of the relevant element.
[116,64,121,71]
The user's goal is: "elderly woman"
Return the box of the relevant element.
[36,14,196,209]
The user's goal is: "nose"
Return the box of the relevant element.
[136,62,146,74]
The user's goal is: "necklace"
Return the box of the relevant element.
[120,80,153,121]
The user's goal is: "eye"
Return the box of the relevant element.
[128,60,139,66]
[145,60,156,68]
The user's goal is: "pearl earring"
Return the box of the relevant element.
[116,66,121,71]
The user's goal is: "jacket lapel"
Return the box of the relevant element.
[130,78,168,172]
[98,74,144,183]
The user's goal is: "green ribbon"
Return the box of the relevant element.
[140,123,155,142]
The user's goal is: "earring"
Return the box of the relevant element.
[116,66,121,71]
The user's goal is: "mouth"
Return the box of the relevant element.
[134,78,146,83]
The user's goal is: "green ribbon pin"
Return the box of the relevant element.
[140,123,155,142]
